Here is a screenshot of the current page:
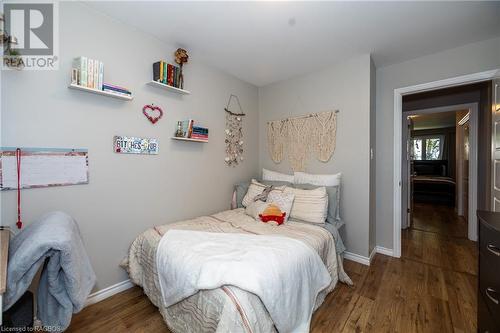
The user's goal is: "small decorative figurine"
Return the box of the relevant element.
[174,48,189,89]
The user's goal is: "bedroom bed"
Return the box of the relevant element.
[412,160,456,206]
[122,207,351,333]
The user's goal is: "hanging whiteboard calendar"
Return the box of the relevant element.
[0,147,89,190]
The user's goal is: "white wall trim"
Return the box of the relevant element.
[375,246,394,257]
[369,247,377,262]
[344,251,371,266]
[393,68,500,258]
[85,279,134,307]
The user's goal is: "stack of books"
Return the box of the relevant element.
[72,56,104,90]
[153,61,182,88]
[191,126,209,141]
[102,83,132,97]
[175,120,208,142]
[72,56,132,96]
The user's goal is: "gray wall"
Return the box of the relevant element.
[0,2,260,290]
[369,57,376,254]
[258,54,373,257]
[376,37,500,249]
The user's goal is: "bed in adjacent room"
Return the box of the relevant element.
[123,176,350,333]
[412,160,456,206]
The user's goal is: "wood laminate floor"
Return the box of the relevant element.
[67,203,477,333]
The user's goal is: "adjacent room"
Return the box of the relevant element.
[1,1,500,332]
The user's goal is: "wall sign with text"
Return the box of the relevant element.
[113,136,159,155]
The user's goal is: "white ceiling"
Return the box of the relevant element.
[85,1,500,87]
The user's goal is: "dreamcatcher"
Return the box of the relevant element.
[224,94,245,166]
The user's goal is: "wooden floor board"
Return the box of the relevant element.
[67,203,477,332]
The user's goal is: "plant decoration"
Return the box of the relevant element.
[142,103,163,124]
[174,48,189,89]
[224,94,246,166]
[0,14,22,69]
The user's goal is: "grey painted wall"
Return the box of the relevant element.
[0,2,260,290]
[258,55,373,257]
[369,57,376,254]
[375,37,500,249]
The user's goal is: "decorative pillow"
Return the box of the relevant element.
[263,168,294,183]
[245,192,294,225]
[259,180,293,187]
[293,183,340,223]
[293,172,342,187]
[241,179,285,207]
[234,181,251,208]
[266,191,295,223]
[245,200,268,219]
[284,186,328,224]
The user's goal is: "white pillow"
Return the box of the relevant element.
[263,168,294,183]
[284,186,328,224]
[242,179,285,207]
[267,191,295,223]
[245,201,268,219]
[293,172,341,187]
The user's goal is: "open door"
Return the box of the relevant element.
[402,116,414,229]
[492,79,500,211]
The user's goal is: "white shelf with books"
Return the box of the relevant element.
[172,119,209,143]
[171,137,208,143]
[68,83,133,101]
[70,56,133,101]
[147,80,190,95]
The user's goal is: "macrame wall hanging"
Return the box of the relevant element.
[267,110,338,171]
[224,94,245,166]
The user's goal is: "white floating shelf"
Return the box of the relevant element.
[147,81,191,95]
[171,137,208,143]
[68,83,133,100]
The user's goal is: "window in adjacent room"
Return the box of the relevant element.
[410,135,444,160]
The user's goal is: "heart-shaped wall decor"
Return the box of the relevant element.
[142,104,163,124]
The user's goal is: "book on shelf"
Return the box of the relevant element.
[73,56,88,87]
[88,59,94,89]
[190,134,208,140]
[98,62,104,90]
[163,62,167,84]
[153,62,161,82]
[152,60,183,88]
[72,57,104,90]
[102,83,131,95]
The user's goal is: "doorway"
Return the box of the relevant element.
[401,104,478,241]
[392,69,499,258]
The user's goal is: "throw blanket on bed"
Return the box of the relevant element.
[3,212,96,332]
[156,229,331,333]
[125,208,350,333]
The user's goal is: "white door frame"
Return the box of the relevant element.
[401,103,478,241]
[393,69,500,258]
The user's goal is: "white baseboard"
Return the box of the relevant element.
[344,246,395,267]
[375,246,394,257]
[344,251,371,266]
[85,279,134,307]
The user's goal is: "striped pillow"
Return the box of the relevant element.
[284,186,328,224]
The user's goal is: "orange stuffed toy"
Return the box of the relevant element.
[259,204,286,226]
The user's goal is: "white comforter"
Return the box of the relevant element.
[156,229,332,333]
